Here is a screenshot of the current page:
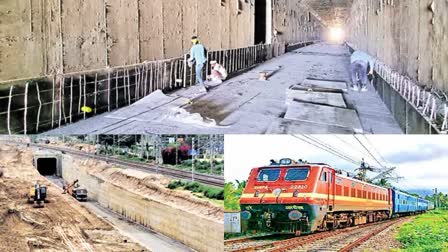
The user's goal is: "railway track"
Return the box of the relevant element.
[3,140,224,187]
[225,234,293,251]
[226,218,406,252]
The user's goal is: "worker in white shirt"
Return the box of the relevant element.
[206,60,228,86]
[350,50,375,92]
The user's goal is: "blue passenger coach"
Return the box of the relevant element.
[391,189,429,216]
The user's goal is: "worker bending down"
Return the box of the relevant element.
[188,36,207,93]
[206,60,228,87]
[350,50,376,92]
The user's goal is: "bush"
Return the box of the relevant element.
[184,182,203,193]
[181,159,193,166]
[167,180,185,189]
[204,188,224,200]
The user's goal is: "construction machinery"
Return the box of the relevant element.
[64,179,88,202]
[27,182,48,208]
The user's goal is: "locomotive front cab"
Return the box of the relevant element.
[240,161,327,235]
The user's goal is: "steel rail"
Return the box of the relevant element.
[38,144,225,187]
[3,140,224,187]
[230,218,404,252]
[338,218,403,252]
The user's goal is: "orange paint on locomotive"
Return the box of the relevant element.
[240,163,392,234]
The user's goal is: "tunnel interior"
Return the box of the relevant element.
[36,158,57,176]
[254,0,267,44]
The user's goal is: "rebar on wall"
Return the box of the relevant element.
[0,41,312,135]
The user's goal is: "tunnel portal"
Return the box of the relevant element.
[36,158,57,176]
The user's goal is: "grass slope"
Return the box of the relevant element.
[395,210,448,252]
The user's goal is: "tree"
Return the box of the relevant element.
[224,180,247,211]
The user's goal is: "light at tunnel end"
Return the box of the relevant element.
[328,26,345,43]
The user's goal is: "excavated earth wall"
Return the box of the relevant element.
[61,155,224,252]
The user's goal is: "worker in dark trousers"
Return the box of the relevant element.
[188,36,207,93]
[350,50,375,92]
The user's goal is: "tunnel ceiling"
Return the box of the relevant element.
[303,0,354,26]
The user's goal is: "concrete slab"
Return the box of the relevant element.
[302,78,348,92]
[45,43,402,135]
[286,89,347,108]
[284,101,363,133]
[266,119,354,134]
[105,90,190,120]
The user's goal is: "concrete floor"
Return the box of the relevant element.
[47,43,402,135]
[83,202,193,252]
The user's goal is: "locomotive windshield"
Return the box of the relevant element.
[257,169,281,182]
[285,168,310,181]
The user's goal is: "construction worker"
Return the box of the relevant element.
[206,61,228,86]
[188,36,207,92]
[350,50,375,92]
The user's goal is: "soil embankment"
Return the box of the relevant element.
[0,144,146,252]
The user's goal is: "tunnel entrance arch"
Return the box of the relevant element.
[36,158,57,176]
[254,0,272,44]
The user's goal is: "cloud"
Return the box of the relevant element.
[225,135,448,193]
[384,144,448,164]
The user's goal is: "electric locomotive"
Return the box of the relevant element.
[240,159,392,235]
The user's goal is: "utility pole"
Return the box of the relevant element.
[175,134,178,165]
[192,136,195,182]
[434,188,438,209]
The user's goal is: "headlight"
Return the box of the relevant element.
[288,210,302,221]
[293,190,299,197]
[241,211,252,220]
[273,188,282,197]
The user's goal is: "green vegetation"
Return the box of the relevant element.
[395,209,448,252]
[167,180,224,201]
[116,154,148,163]
[426,193,448,208]
[168,159,224,176]
[224,180,247,211]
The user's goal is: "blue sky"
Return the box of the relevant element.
[224,135,448,192]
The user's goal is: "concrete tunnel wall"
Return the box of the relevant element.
[61,155,224,252]
[33,153,62,177]
[346,0,448,93]
[0,0,323,82]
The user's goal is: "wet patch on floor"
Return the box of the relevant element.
[184,100,232,124]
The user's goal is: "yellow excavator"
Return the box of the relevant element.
[27,182,48,208]
[64,179,88,202]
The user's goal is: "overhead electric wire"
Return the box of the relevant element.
[353,135,386,169]
[305,135,361,164]
[333,135,376,162]
[292,135,360,166]
[362,135,390,166]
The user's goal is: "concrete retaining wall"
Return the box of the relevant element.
[373,76,439,134]
[0,0,322,81]
[61,156,223,252]
[347,0,448,93]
